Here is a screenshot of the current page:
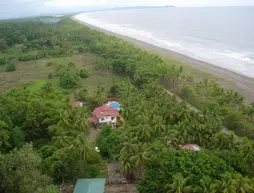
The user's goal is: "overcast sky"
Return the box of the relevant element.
[1,0,254,19]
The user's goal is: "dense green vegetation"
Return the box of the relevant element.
[0,17,253,193]
[104,81,254,192]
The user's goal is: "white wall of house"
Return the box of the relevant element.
[99,116,117,124]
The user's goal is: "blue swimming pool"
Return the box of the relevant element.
[107,102,120,110]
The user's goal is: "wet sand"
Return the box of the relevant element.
[72,16,254,103]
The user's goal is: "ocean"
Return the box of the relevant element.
[75,7,254,78]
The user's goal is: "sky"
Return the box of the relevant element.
[1,0,254,19]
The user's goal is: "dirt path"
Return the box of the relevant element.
[88,127,98,141]
[105,184,138,193]
[106,161,138,193]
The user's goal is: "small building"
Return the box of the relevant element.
[73,101,83,107]
[74,179,105,193]
[90,105,120,127]
[180,144,201,151]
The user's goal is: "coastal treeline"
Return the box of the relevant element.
[0,17,254,193]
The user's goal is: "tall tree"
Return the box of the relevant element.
[164,173,193,193]
[130,142,149,178]
[194,176,216,193]
[214,172,237,193]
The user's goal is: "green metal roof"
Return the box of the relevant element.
[74,179,106,193]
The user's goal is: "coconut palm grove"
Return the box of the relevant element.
[0,17,254,193]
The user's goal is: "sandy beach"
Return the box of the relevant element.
[72,16,254,103]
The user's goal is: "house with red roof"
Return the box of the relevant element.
[180,144,201,151]
[89,105,120,128]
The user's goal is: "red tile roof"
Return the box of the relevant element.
[181,144,200,151]
[92,105,120,119]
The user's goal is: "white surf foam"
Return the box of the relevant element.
[74,13,254,78]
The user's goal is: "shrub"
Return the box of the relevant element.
[0,56,6,65]
[19,53,37,61]
[79,68,89,78]
[46,62,54,67]
[60,68,80,89]
[56,64,65,72]
[48,72,53,79]
[68,62,75,68]
[77,46,88,53]
[75,88,88,100]
[5,62,16,72]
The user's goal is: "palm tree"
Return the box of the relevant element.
[52,132,71,148]
[57,110,70,129]
[0,121,10,151]
[94,57,105,70]
[152,115,167,136]
[122,102,134,120]
[72,133,93,161]
[239,137,254,163]
[73,109,89,132]
[119,154,133,177]
[125,62,134,76]
[234,174,254,193]
[214,172,237,193]
[163,127,180,148]
[93,85,107,105]
[136,124,152,141]
[103,62,113,77]
[244,102,254,121]
[130,142,149,178]
[173,121,190,144]
[194,176,216,193]
[164,173,193,193]
[189,122,213,147]
[120,133,138,155]
[74,116,89,132]
[211,131,239,151]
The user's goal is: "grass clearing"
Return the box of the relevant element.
[162,56,224,82]
[24,80,48,92]
[0,53,123,94]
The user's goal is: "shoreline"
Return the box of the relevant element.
[72,16,254,103]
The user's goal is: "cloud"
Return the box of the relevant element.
[1,0,254,19]
[44,0,108,7]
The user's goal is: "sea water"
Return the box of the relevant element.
[75,7,254,78]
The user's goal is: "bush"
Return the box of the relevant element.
[77,46,89,53]
[79,68,89,78]
[0,39,8,51]
[48,72,53,79]
[75,88,88,100]
[46,62,54,67]
[0,56,6,65]
[97,126,122,159]
[68,62,75,68]
[19,53,38,61]
[223,110,252,137]
[5,62,16,72]
[60,68,80,89]
[56,64,65,72]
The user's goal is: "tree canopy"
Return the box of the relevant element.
[0,17,253,193]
